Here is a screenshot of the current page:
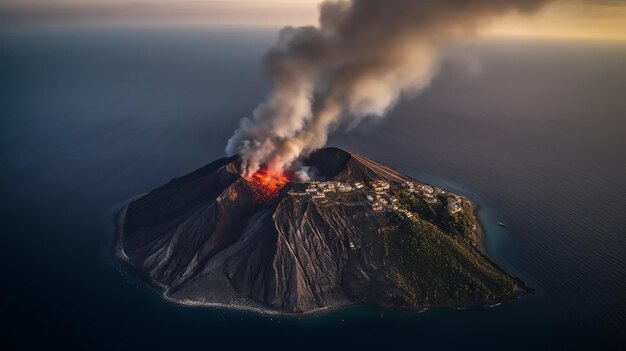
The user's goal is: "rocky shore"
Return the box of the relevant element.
[114,147,531,316]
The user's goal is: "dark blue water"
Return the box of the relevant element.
[1,28,624,350]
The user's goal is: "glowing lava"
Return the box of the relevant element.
[247,167,289,203]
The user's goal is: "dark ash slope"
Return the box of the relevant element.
[115,147,530,315]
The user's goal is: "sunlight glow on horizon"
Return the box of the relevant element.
[1,0,626,41]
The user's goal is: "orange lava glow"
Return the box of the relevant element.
[247,167,289,203]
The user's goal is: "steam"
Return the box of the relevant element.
[226,0,550,178]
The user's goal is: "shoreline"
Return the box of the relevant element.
[467,198,488,253]
[114,201,352,319]
[157,290,526,319]
[114,190,531,319]
[466,197,534,295]
[412,176,534,295]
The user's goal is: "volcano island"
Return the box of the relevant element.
[115,147,530,316]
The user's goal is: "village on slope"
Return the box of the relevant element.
[288,179,465,218]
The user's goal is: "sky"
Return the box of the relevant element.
[1,0,626,40]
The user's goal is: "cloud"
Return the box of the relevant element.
[226,0,553,178]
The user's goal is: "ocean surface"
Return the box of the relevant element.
[1,27,624,350]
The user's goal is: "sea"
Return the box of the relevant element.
[1,27,624,350]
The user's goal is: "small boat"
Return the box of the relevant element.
[497,222,508,228]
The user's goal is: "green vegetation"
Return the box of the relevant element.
[296,183,525,309]
[381,216,523,307]
[396,191,476,239]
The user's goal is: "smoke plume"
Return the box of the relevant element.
[226,0,551,178]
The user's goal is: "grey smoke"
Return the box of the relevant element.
[226,0,551,178]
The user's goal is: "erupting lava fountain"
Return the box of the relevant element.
[247,167,290,203]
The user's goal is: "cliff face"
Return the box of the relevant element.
[116,147,529,315]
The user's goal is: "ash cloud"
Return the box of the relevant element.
[226,0,551,178]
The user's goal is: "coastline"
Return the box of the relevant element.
[114,201,352,318]
[408,173,534,296]
[114,187,531,318]
[467,198,488,252]
[466,197,534,295]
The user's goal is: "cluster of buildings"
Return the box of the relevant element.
[367,185,415,219]
[404,182,439,204]
[288,177,463,217]
[369,192,399,212]
[404,181,465,214]
[371,180,391,193]
[447,195,463,214]
[289,180,365,200]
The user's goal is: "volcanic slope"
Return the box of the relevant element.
[116,147,530,315]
